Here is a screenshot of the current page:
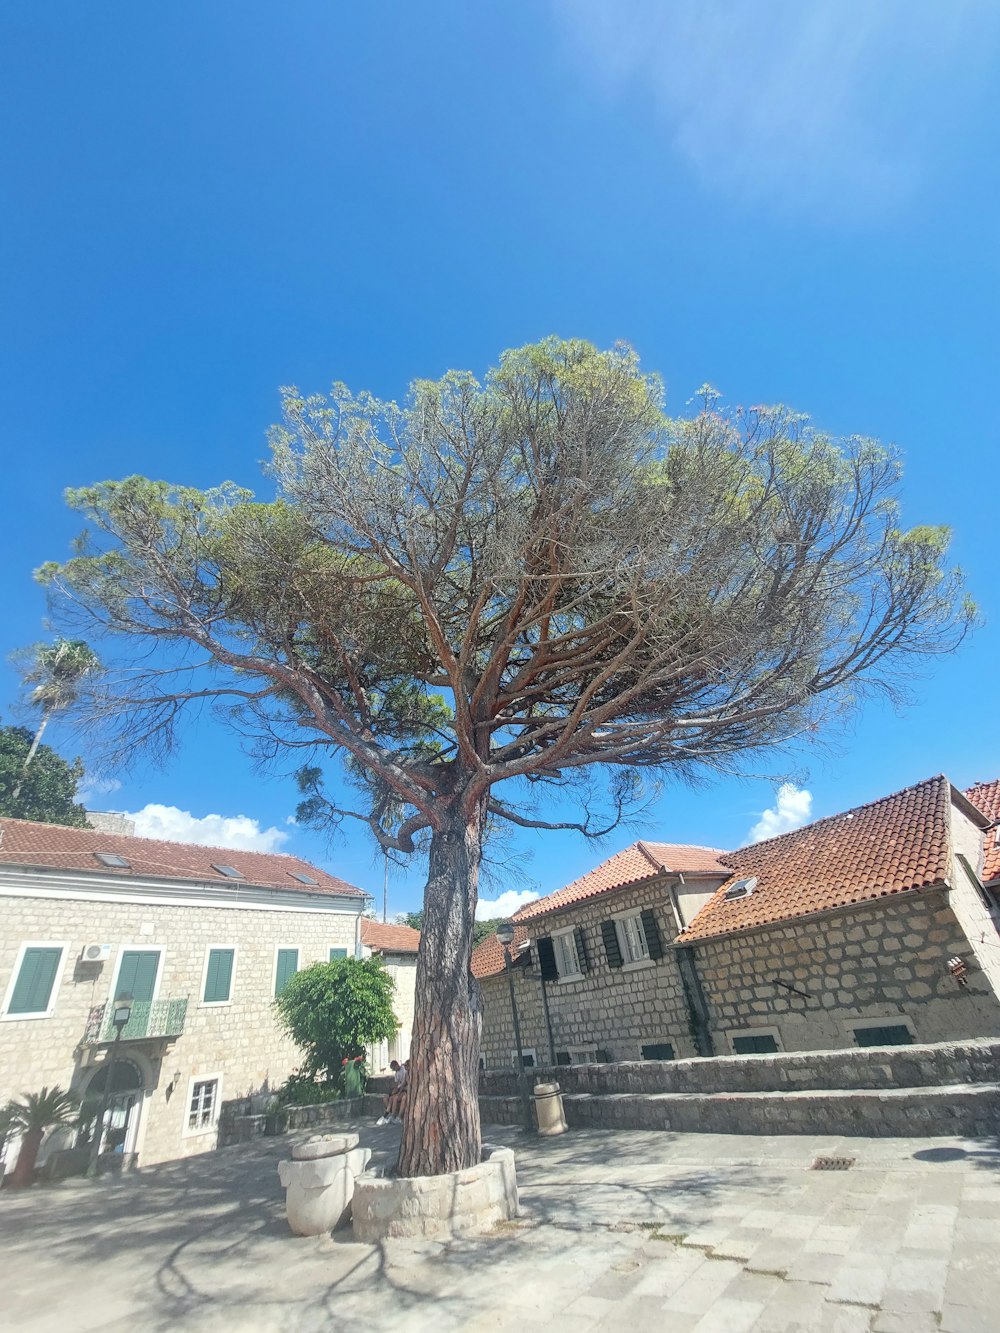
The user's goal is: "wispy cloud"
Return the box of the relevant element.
[120,803,289,853]
[476,888,540,921]
[77,776,123,804]
[749,783,813,843]
[551,0,999,219]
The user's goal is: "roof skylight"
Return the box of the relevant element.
[289,871,319,886]
[95,852,131,869]
[212,863,244,879]
[723,876,757,901]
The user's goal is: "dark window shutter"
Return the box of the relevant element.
[595,1049,611,1063]
[573,926,590,974]
[640,909,664,961]
[536,936,558,982]
[601,920,624,968]
[556,1051,571,1066]
[641,1042,675,1061]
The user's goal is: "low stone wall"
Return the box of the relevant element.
[352,1145,518,1241]
[218,1096,382,1148]
[480,1039,1000,1099]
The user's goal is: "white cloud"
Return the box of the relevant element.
[120,803,289,853]
[551,0,999,218]
[476,889,540,921]
[749,783,813,843]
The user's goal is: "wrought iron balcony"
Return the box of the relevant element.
[84,997,188,1044]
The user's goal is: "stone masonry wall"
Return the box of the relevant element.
[479,883,1000,1069]
[0,891,359,1167]
[696,889,1000,1051]
[480,878,694,1068]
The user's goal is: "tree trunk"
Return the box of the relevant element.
[10,714,49,806]
[10,1129,43,1187]
[397,801,484,1177]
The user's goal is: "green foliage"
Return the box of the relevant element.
[275,1069,343,1106]
[9,1085,79,1134]
[17,638,100,714]
[274,957,398,1084]
[397,908,501,946]
[0,724,89,826]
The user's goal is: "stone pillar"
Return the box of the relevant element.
[277,1132,371,1236]
[533,1081,568,1136]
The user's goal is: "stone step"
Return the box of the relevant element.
[479,1038,1000,1100]
[479,1082,1000,1139]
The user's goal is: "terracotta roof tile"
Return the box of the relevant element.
[678,775,954,943]
[966,780,1000,883]
[0,816,366,898]
[361,919,421,953]
[511,841,727,924]
[471,924,531,979]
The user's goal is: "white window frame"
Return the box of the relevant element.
[2,941,69,1020]
[551,926,583,982]
[727,1025,783,1055]
[511,1047,537,1070]
[183,1072,223,1137]
[567,1046,601,1065]
[848,1015,917,1047]
[611,910,653,970]
[107,943,166,1008]
[271,945,300,997]
[198,944,238,1008]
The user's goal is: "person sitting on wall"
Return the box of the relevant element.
[376,1060,408,1125]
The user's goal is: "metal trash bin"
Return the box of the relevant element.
[533,1081,568,1137]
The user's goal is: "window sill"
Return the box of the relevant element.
[622,959,654,973]
[556,973,584,985]
[183,1123,219,1138]
[1,1010,55,1021]
[197,1000,233,1009]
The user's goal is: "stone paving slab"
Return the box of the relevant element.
[2,1123,1000,1330]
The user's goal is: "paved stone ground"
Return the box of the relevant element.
[2,1124,1000,1331]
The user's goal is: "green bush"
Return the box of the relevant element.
[274,956,398,1085]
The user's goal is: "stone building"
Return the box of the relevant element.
[0,816,370,1171]
[360,917,419,1069]
[474,774,1000,1067]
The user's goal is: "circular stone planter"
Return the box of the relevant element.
[277,1132,372,1236]
[351,1144,519,1242]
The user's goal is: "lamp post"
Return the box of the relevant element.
[496,923,534,1133]
[86,992,133,1180]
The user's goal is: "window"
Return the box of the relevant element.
[511,1048,536,1069]
[552,929,582,979]
[95,852,130,869]
[187,1077,220,1132]
[723,876,757,901]
[602,910,664,969]
[212,864,244,879]
[202,948,235,1004]
[4,944,65,1017]
[729,1028,782,1055]
[853,1023,913,1048]
[329,948,348,961]
[290,871,319,886]
[274,948,299,997]
[641,1042,675,1061]
[568,1047,600,1065]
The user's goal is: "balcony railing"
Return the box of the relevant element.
[84,997,188,1044]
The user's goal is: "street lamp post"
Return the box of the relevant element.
[496,923,534,1133]
[86,992,134,1180]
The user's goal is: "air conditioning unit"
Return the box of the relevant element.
[80,942,111,963]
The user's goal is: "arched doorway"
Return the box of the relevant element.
[77,1058,144,1160]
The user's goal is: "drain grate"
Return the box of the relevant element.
[811,1156,856,1171]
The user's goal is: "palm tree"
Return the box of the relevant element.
[8,1086,79,1187]
[10,639,100,805]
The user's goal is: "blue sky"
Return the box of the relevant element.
[2,2,998,917]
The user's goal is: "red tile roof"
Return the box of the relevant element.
[511,840,727,924]
[471,923,531,980]
[679,775,955,943]
[0,816,366,898]
[361,919,421,953]
[966,780,1000,884]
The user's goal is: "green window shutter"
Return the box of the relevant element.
[116,950,160,1002]
[641,1042,675,1061]
[203,948,234,1003]
[275,948,299,996]
[854,1024,913,1048]
[8,947,63,1015]
[329,948,348,961]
